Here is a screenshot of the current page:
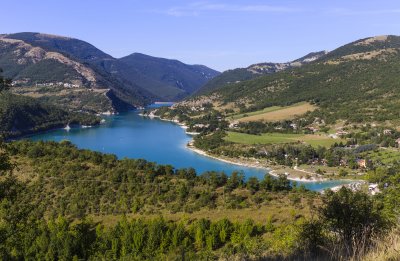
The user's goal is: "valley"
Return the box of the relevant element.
[1,31,400,260]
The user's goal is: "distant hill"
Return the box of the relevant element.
[192,35,400,123]
[0,32,154,112]
[196,51,327,95]
[118,53,220,101]
[0,32,219,110]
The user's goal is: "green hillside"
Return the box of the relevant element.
[0,92,99,138]
[201,35,400,124]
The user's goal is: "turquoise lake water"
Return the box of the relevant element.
[28,107,349,191]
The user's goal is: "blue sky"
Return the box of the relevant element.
[1,0,400,71]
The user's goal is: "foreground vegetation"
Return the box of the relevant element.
[0,140,399,260]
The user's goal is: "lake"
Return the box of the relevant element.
[28,107,349,191]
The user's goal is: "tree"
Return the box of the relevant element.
[298,219,326,255]
[225,171,244,192]
[319,187,388,256]
[274,174,291,191]
[246,177,259,194]
[339,169,348,177]
[0,140,27,259]
[0,140,14,176]
[0,68,11,92]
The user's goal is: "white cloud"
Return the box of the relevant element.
[154,2,301,17]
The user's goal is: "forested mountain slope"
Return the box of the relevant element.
[197,35,400,123]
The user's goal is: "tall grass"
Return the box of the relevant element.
[361,227,400,261]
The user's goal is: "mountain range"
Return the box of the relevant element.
[2,32,400,127]
[0,32,220,112]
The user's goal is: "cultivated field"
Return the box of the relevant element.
[225,131,342,148]
[231,102,317,122]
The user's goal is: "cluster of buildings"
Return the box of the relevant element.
[34,82,81,88]
[11,80,81,88]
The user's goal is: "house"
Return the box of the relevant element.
[357,159,367,169]
[383,129,393,135]
[329,134,339,139]
[305,127,319,133]
[336,131,348,137]
[229,121,239,129]
[368,183,380,195]
[339,159,348,166]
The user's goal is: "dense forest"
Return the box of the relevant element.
[0,140,399,260]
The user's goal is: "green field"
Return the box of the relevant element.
[225,131,342,148]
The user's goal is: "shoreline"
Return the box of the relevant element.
[140,109,358,188]
[15,108,357,191]
[186,144,334,183]
[7,118,108,141]
[148,110,336,183]
[141,112,200,135]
